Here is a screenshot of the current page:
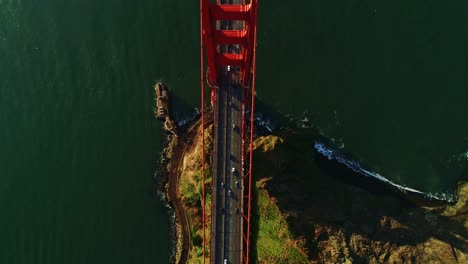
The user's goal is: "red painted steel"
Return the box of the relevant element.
[246,2,258,263]
[215,30,248,45]
[209,86,216,264]
[210,4,251,21]
[217,53,244,67]
[200,0,206,262]
[200,0,218,87]
[210,108,216,264]
[201,0,258,263]
[201,0,258,87]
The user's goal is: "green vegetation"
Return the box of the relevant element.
[177,126,213,264]
[251,135,310,264]
[181,127,312,263]
[254,184,309,263]
[179,126,468,264]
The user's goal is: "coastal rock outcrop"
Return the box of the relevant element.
[251,131,468,264]
[165,117,467,263]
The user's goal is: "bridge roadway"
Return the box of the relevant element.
[211,1,244,263]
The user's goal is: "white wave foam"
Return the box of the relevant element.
[314,142,456,202]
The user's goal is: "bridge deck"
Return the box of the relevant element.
[211,1,245,263]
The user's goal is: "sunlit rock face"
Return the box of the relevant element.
[444,183,468,218]
[250,131,467,264]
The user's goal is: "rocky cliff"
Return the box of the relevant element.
[251,129,467,263]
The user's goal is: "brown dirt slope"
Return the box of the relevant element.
[251,129,468,264]
[166,124,195,264]
[165,116,213,264]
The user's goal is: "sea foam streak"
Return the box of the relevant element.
[314,142,457,202]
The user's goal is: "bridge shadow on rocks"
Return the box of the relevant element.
[158,83,201,128]
[250,126,468,263]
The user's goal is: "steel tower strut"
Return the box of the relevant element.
[201,0,258,87]
[201,0,259,264]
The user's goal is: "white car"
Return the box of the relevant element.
[231,167,236,173]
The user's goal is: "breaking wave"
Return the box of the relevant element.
[314,141,457,202]
[177,109,201,129]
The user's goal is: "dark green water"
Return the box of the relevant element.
[0,0,199,262]
[1,0,467,262]
[257,0,468,193]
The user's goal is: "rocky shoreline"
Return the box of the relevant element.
[156,112,212,264]
[153,84,192,264]
[154,94,467,263]
[160,123,196,264]
[250,129,467,263]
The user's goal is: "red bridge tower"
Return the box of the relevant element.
[200,0,259,264]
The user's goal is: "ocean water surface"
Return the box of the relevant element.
[1,0,467,263]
